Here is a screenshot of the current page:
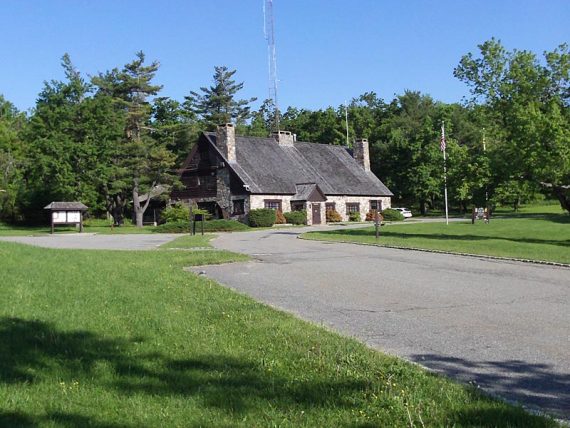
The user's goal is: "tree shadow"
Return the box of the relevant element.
[0,317,369,424]
[493,213,570,224]
[325,228,570,248]
[0,411,141,428]
[411,354,570,420]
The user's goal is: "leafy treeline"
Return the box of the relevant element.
[0,39,568,224]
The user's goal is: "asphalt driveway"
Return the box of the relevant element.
[192,226,570,420]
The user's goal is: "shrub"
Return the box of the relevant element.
[163,203,212,224]
[162,203,190,223]
[365,210,377,221]
[192,208,212,221]
[275,209,287,224]
[349,211,361,222]
[155,219,250,233]
[83,217,112,227]
[284,210,307,225]
[248,208,276,227]
[382,208,405,221]
[326,209,342,223]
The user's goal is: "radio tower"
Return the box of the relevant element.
[264,0,280,132]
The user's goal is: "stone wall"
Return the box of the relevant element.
[248,194,390,224]
[216,168,232,217]
[324,196,391,221]
[249,194,294,211]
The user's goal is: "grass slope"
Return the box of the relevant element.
[303,213,570,264]
[159,234,215,249]
[0,241,556,427]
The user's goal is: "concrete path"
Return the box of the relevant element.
[192,226,570,420]
[0,233,180,250]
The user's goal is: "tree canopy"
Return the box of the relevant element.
[1,39,568,224]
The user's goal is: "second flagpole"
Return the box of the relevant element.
[441,121,449,225]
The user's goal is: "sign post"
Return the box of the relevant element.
[374,211,382,240]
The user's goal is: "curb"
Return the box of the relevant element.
[298,236,570,269]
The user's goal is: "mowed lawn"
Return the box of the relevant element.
[303,210,570,264]
[0,240,557,427]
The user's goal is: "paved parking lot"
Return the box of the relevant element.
[193,227,570,420]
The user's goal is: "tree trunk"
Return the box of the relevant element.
[107,194,124,226]
[132,178,154,228]
[552,185,570,214]
[133,179,143,228]
[135,210,144,228]
[419,200,427,215]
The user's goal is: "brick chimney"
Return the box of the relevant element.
[216,123,236,162]
[353,138,370,171]
[272,130,295,147]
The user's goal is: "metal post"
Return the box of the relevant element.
[375,211,380,240]
[441,121,449,225]
[189,201,194,236]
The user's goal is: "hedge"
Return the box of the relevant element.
[248,208,276,227]
[155,219,250,233]
[382,208,405,221]
[284,210,307,225]
[349,211,361,222]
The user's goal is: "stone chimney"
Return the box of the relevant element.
[353,138,370,171]
[216,123,236,162]
[272,130,295,147]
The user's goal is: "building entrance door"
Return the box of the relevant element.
[312,203,321,225]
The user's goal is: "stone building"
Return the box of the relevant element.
[171,124,392,225]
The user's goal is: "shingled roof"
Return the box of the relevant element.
[203,132,392,196]
[44,202,88,210]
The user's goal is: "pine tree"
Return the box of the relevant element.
[93,51,177,226]
[187,66,256,126]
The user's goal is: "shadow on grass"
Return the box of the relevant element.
[0,317,558,426]
[491,213,570,224]
[411,354,570,420]
[320,228,570,248]
[0,411,141,428]
[0,317,368,422]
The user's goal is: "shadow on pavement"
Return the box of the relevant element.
[411,353,570,419]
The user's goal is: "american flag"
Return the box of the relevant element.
[440,123,446,152]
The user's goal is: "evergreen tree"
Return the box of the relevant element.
[22,54,120,221]
[187,66,257,126]
[92,51,177,226]
[152,96,205,164]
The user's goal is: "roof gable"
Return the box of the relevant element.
[292,183,327,202]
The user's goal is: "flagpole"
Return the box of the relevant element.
[441,121,449,225]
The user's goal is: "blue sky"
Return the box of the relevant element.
[2,0,568,113]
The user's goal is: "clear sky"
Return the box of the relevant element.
[2,0,569,113]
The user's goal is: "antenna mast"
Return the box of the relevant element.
[345,101,349,146]
[264,0,280,132]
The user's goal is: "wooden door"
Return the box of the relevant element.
[312,203,321,225]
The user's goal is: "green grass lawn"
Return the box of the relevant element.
[0,241,556,427]
[303,211,570,264]
[159,233,215,249]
